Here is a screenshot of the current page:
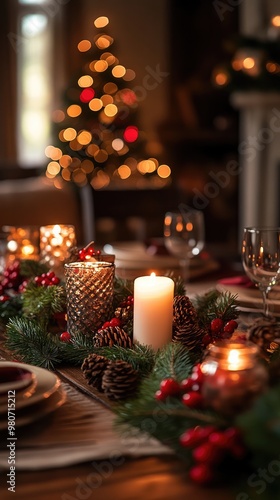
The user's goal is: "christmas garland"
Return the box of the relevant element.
[2,245,280,495]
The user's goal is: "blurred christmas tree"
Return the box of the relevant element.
[45,15,171,190]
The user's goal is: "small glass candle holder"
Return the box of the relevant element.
[3,225,40,263]
[201,341,268,416]
[64,261,115,336]
[40,224,76,275]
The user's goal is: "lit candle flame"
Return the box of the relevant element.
[227,349,241,371]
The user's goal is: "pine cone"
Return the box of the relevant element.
[172,295,205,352]
[93,326,133,348]
[102,360,139,400]
[248,318,280,352]
[81,353,109,391]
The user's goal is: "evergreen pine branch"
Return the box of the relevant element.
[0,294,23,324]
[96,343,155,375]
[5,317,62,369]
[115,344,225,454]
[194,290,239,327]
[22,283,66,329]
[19,259,49,278]
[58,332,96,366]
[113,276,134,308]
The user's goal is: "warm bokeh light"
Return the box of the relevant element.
[59,155,72,168]
[101,94,113,106]
[231,59,243,71]
[101,53,116,66]
[81,159,94,173]
[78,75,94,88]
[243,57,255,70]
[94,149,108,163]
[87,144,99,156]
[67,104,82,117]
[90,170,110,189]
[94,60,109,73]
[52,109,65,122]
[104,103,118,117]
[47,161,60,176]
[123,69,136,81]
[157,164,171,179]
[112,65,126,78]
[112,138,124,151]
[266,62,279,73]
[63,128,77,141]
[89,98,103,111]
[94,16,109,28]
[213,71,229,86]
[95,35,113,50]
[77,130,92,145]
[78,39,91,52]
[118,165,131,179]
[272,15,280,27]
[103,82,118,94]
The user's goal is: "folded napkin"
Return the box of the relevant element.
[217,275,254,288]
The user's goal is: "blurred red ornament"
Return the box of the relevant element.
[123,126,138,143]
[80,88,95,103]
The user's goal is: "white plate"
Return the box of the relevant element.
[103,241,203,269]
[0,361,60,413]
[0,364,35,394]
[216,283,280,315]
[0,386,66,429]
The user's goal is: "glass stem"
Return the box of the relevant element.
[260,288,270,318]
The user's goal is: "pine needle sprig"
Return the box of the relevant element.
[22,283,66,328]
[5,317,62,369]
[19,259,49,279]
[58,332,96,366]
[113,276,134,308]
[0,294,23,324]
[194,290,239,328]
[153,343,194,382]
[96,343,156,375]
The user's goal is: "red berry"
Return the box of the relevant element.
[179,426,216,448]
[109,317,122,327]
[193,442,222,463]
[180,377,194,391]
[189,463,215,484]
[0,295,9,303]
[46,271,55,279]
[223,320,238,333]
[202,333,212,347]
[159,378,181,397]
[210,318,224,333]
[60,331,71,342]
[78,249,86,261]
[155,390,166,401]
[51,276,60,285]
[191,370,204,385]
[182,391,204,408]
[101,321,111,329]
[208,431,230,448]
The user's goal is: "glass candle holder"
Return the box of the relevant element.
[201,341,268,416]
[64,261,115,336]
[3,225,40,263]
[40,224,76,274]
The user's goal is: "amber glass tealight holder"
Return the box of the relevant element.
[64,261,115,336]
[201,340,268,416]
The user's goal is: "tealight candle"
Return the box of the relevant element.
[40,224,76,274]
[133,273,174,350]
[201,340,268,416]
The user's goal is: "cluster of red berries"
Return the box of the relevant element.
[180,425,246,484]
[155,364,205,408]
[119,295,134,308]
[60,331,71,342]
[203,318,238,346]
[34,271,61,287]
[99,317,122,330]
[78,244,101,261]
[0,261,23,295]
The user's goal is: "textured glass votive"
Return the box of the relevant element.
[64,261,115,336]
[40,224,76,273]
[3,225,40,263]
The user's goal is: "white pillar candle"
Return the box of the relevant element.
[133,273,174,350]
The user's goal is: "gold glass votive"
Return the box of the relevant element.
[201,341,268,416]
[3,225,40,263]
[64,261,115,336]
[40,224,76,274]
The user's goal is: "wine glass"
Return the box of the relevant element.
[164,209,205,282]
[241,227,280,318]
